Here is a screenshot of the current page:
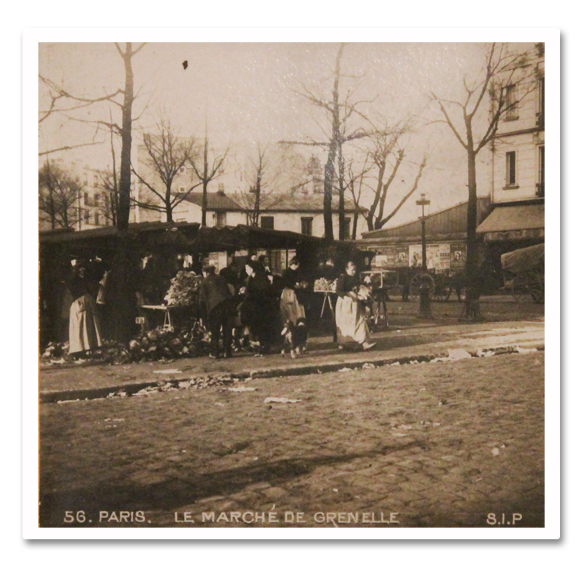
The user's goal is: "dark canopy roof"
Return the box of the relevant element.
[40,222,355,258]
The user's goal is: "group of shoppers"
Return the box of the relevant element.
[53,253,377,360]
[200,255,306,358]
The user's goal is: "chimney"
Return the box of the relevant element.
[217,183,225,196]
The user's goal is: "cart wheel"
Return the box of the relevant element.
[409,273,435,298]
[512,279,532,303]
[433,286,452,302]
[529,273,545,303]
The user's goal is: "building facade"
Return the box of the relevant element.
[478,42,545,251]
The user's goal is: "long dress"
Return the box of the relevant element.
[280,267,305,326]
[68,277,102,354]
[335,273,370,346]
[241,272,279,349]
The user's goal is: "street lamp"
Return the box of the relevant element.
[416,193,433,319]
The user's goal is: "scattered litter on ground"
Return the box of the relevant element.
[50,358,66,364]
[515,346,538,354]
[447,348,472,360]
[107,390,127,398]
[392,433,407,437]
[214,402,225,407]
[338,367,352,373]
[264,397,301,404]
[476,349,496,357]
[432,422,441,427]
[491,448,500,456]
[133,387,160,397]
[227,386,257,392]
[177,381,191,389]
[419,387,426,391]
[57,399,80,404]
[332,488,338,492]
[391,362,400,366]
[153,369,182,374]
[362,363,375,369]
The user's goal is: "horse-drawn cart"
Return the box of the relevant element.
[501,243,545,303]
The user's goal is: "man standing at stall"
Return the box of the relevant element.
[199,265,235,359]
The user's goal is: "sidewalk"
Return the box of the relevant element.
[39,317,545,402]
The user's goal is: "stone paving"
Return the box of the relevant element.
[40,316,545,396]
[39,351,545,529]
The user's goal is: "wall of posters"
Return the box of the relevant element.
[409,244,451,271]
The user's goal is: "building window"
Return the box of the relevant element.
[504,84,518,120]
[94,193,101,206]
[94,212,100,225]
[260,216,274,230]
[83,192,89,206]
[215,212,226,227]
[537,77,545,128]
[301,217,313,236]
[178,186,186,193]
[343,217,352,239]
[93,174,99,188]
[179,166,186,174]
[537,146,545,198]
[84,209,90,222]
[505,151,517,187]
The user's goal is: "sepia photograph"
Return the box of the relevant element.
[25,29,559,538]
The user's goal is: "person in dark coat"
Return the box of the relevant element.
[199,266,235,358]
[240,260,279,353]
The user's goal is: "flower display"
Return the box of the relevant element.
[164,270,202,306]
[313,277,337,292]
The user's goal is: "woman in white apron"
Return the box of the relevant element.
[335,261,376,350]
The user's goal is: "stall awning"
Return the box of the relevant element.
[476,203,544,241]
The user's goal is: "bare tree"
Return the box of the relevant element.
[235,144,310,227]
[281,43,372,240]
[38,75,120,157]
[187,119,229,227]
[429,42,537,320]
[39,161,82,229]
[39,42,147,343]
[131,119,201,222]
[363,122,428,231]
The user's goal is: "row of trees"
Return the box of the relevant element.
[39,41,537,331]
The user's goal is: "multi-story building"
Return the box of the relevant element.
[477,42,545,254]
[39,157,141,231]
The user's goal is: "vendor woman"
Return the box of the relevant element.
[335,261,376,351]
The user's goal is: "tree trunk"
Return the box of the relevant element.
[460,150,482,321]
[337,147,345,240]
[202,134,209,226]
[323,146,335,240]
[352,210,359,240]
[117,43,133,232]
[111,43,136,343]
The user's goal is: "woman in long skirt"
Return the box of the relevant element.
[335,261,376,350]
[68,267,102,357]
[240,260,280,353]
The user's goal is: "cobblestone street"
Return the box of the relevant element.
[39,351,544,528]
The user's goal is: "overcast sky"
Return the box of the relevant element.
[39,42,502,226]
